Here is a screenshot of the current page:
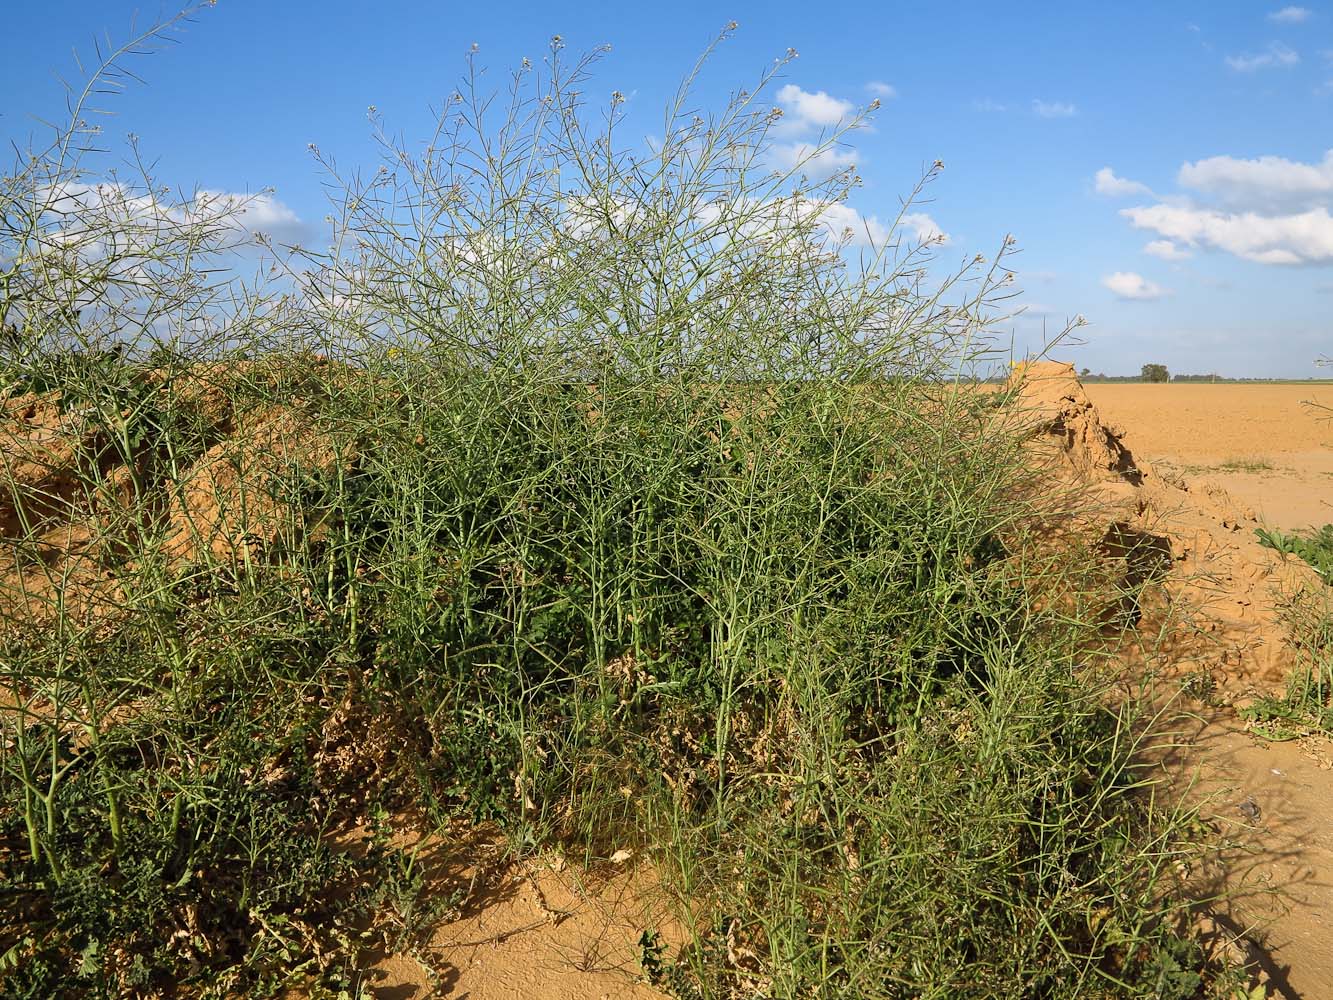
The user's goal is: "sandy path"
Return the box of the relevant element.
[1164,711,1333,1000]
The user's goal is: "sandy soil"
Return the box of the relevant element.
[1085,384,1333,532]
[363,828,677,1000]
[1019,369,1332,999]
[1169,711,1333,1000]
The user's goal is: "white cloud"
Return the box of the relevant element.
[1109,148,1333,265]
[690,195,944,252]
[866,81,897,99]
[1143,239,1192,260]
[774,84,855,134]
[193,190,306,241]
[1032,99,1077,118]
[1225,42,1300,71]
[39,182,306,250]
[1268,6,1312,23]
[15,182,302,320]
[1102,271,1170,300]
[769,84,866,176]
[770,141,857,176]
[1121,202,1333,264]
[803,203,947,248]
[1094,167,1152,197]
[815,202,888,245]
[1177,149,1333,207]
[900,212,949,244]
[973,98,1007,112]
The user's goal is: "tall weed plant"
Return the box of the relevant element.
[0,9,1236,998]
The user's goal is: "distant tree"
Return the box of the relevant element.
[1140,363,1169,383]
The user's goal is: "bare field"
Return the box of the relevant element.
[1067,383,1333,998]
[1084,384,1333,531]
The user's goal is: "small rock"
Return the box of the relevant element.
[1238,796,1262,822]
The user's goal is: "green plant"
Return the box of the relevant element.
[1218,457,1275,474]
[0,9,1244,999]
[1241,587,1333,739]
[1256,524,1333,580]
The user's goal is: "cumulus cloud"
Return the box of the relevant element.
[47,183,302,231]
[774,84,855,134]
[866,81,897,99]
[1094,167,1152,197]
[689,194,944,253]
[13,182,304,324]
[973,98,1007,112]
[805,203,947,247]
[1143,239,1192,260]
[1032,99,1077,118]
[193,190,307,242]
[1105,146,1333,266]
[814,202,888,245]
[1120,203,1333,264]
[1225,42,1300,71]
[769,141,857,176]
[900,212,949,244]
[1177,149,1333,208]
[767,84,865,175]
[1102,271,1170,300]
[37,182,307,258]
[1268,6,1312,22]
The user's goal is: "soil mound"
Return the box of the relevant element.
[1013,360,1319,694]
[0,369,335,630]
[1013,360,1144,484]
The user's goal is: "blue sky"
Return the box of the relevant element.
[3,1,1331,376]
